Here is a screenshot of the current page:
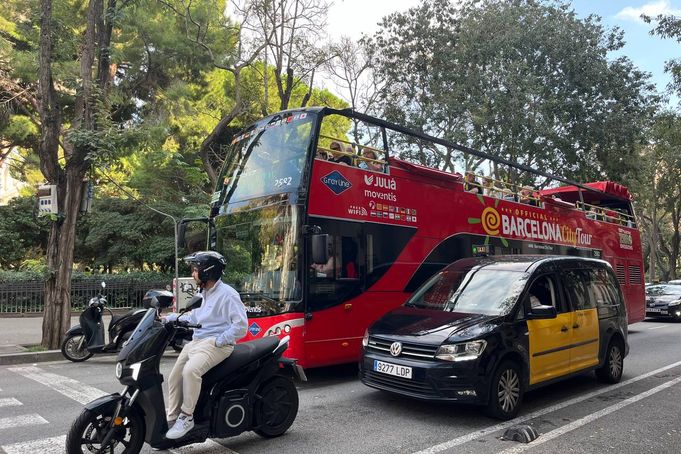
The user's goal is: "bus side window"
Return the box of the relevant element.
[308,220,363,311]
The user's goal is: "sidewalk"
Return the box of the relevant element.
[0,316,80,354]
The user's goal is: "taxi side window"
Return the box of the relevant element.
[562,269,596,310]
[527,274,566,312]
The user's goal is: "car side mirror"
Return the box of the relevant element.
[527,305,557,319]
[312,234,329,264]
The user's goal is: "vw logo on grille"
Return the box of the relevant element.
[390,342,402,357]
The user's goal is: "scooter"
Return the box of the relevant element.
[65,300,305,453]
[61,284,188,362]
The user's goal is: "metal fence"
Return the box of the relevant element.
[0,278,172,314]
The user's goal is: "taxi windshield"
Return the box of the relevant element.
[406,266,528,316]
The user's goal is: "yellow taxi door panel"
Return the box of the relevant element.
[527,312,573,385]
[569,308,600,372]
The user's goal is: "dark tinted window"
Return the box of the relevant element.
[562,269,596,310]
[527,274,566,313]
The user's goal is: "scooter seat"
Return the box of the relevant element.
[202,337,280,387]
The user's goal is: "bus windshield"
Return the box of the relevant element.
[218,111,315,206]
[405,264,528,316]
[215,202,301,309]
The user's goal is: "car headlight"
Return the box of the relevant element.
[435,340,487,362]
[115,362,123,379]
[669,300,681,307]
[362,329,369,348]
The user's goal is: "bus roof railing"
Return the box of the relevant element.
[321,107,631,203]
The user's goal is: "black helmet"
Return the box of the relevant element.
[184,251,226,284]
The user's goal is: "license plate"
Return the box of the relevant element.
[373,360,412,379]
[647,308,662,313]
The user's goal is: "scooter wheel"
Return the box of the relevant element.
[61,333,94,362]
[254,376,299,438]
[66,408,145,454]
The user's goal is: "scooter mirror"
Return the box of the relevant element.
[183,294,203,313]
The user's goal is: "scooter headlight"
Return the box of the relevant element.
[129,362,142,381]
[115,362,123,379]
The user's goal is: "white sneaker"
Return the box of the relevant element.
[166,413,194,439]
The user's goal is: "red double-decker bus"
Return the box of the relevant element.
[186,107,644,368]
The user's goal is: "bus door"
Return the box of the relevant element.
[305,220,364,366]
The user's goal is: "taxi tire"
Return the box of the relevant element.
[596,339,624,384]
[485,360,523,420]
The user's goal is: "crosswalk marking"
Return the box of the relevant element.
[8,366,107,405]
[1,435,66,454]
[0,414,48,430]
[170,438,238,453]
[0,398,22,408]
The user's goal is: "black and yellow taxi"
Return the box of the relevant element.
[359,255,628,419]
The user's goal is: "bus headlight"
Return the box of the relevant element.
[436,340,487,362]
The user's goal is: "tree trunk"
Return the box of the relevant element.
[41,168,86,347]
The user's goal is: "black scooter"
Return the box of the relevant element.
[61,285,188,362]
[65,297,305,453]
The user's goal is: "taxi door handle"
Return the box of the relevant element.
[561,326,569,332]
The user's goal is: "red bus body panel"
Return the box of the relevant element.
[243,158,644,368]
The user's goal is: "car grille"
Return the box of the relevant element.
[367,336,439,359]
[361,369,440,398]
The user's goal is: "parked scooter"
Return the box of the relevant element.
[65,304,305,453]
[61,284,187,362]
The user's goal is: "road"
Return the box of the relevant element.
[1,319,680,453]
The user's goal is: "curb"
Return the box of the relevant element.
[0,350,65,366]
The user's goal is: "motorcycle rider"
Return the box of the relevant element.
[163,251,248,439]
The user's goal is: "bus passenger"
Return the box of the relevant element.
[330,141,352,166]
[519,187,537,206]
[464,171,480,194]
[316,148,331,160]
[482,176,500,198]
[359,149,384,172]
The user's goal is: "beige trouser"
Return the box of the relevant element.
[167,337,234,418]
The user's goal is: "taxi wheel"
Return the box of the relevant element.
[485,360,523,420]
[596,340,624,384]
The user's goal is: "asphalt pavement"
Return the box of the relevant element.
[1,320,681,454]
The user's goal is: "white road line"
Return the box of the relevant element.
[8,365,107,405]
[498,374,681,454]
[648,325,668,330]
[0,398,22,408]
[1,436,66,454]
[412,359,681,454]
[170,438,239,453]
[0,414,48,430]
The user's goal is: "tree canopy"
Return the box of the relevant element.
[367,0,658,185]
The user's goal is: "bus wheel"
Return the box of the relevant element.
[485,360,523,420]
[596,339,623,384]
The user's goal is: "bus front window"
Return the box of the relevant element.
[215,203,301,315]
[217,112,315,207]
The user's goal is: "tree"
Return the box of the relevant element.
[0,196,50,268]
[1,0,207,347]
[635,113,681,280]
[367,0,658,185]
